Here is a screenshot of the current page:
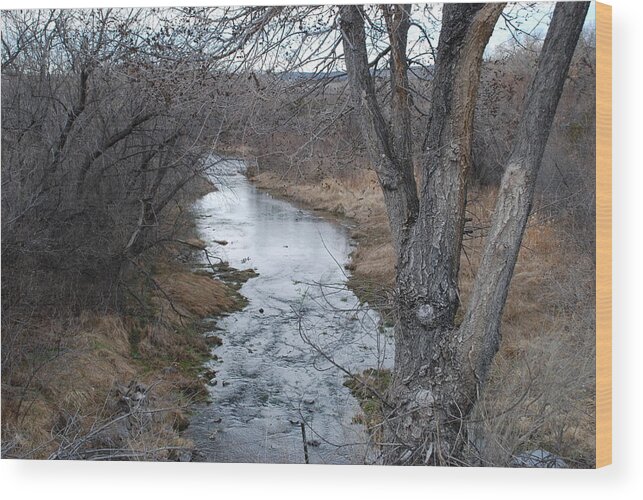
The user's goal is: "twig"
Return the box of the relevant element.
[300,421,310,464]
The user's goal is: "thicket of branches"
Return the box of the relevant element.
[0,8,246,407]
[1,9,229,318]
[474,31,596,243]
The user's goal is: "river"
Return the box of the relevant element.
[186,158,393,464]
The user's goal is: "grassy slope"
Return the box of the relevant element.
[2,215,255,461]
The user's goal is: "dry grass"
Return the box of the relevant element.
[253,169,596,467]
[3,313,142,458]
[461,192,596,467]
[1,242,248,460]
[155,271,244,319]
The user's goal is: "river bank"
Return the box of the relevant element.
[250,170,395,313]
[3,160,595,466]
[1,178,254,461]
[249,168,597,467]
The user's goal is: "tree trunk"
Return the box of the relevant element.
[340,2,589,465]
[339,4,419,253]
[459,1,592,379]
[385,3,504,465]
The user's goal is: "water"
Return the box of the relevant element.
[186,158,393,464]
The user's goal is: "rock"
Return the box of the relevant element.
[169,449,193,462]
[91,380,154,453]
[304,398,315,405]
[176,450,193,462]
[511,450,568,468]
[205,335,223,347]
[170,410,190,432]
[258,308,264,314]
[116,381,149,414]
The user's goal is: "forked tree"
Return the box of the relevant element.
[339,1,589,464]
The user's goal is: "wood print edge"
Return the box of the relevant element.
[595,0,612,469]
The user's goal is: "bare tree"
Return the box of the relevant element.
[1,8,230,313]
[339,2,589,464]
[1,8,236,445]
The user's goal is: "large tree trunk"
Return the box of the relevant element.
[386,3,504,465]
[340,2,589,465]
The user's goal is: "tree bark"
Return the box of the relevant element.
[340,2,589,465]
[339,5,419,252]
[384,3,505,465]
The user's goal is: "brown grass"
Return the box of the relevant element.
[3,313,141,458]
[252,169,596,467]
[1,243,249,459]
[155,271,244,318]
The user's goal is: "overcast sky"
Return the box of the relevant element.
[0,1,597,73]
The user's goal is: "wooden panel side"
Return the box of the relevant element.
[596,1,612,469]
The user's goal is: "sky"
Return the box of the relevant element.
[487,1,596,52]
[1,1,598,73]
